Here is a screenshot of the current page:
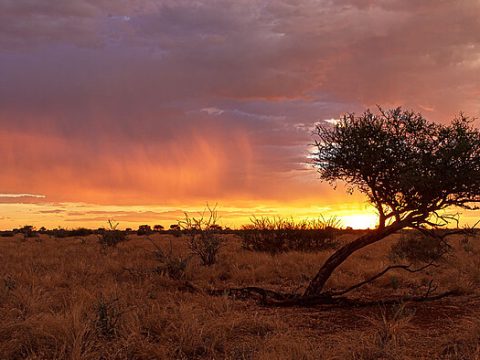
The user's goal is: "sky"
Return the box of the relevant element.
[1,0,479,230]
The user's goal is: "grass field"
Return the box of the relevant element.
[1,232,480,359]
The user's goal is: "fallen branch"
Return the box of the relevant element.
[327,262,438,297]
[205,261,453,307]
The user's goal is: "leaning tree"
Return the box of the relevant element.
[304,107,480,297]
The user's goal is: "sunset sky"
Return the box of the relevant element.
[1,0,479,230]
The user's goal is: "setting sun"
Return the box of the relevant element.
[339,214,378,230]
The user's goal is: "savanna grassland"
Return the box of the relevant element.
[1,231,480,359]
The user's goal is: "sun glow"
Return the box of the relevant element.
[339,213,378,229]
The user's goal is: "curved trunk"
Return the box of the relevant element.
[303,220,409,297]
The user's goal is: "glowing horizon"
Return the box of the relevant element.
[1,199,479,231]
[0,198,380,230]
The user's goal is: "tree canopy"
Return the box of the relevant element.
[313,107,480,229]
[302,107,480,297]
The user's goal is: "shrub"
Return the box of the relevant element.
[239,216,338,254]
[98,220,127,248]
[153,224,164,232]
[94,296,122,339]
[169,224,182,237]
[180,206,224,266]
[389,232,450,264]
[461,236,475,253]
[17,225,37,238]
[137,224,152,236]
[50,227,70,238]
[153,242,191,280]
[68,228,93,237]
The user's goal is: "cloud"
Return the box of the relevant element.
[0,0,479,216]
[0,193,47,204]
[0,193,46,198]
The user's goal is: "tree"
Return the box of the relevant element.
[153,224,164,231]
[137,225,152,236]
[305,107,480,297]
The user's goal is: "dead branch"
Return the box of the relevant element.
[327,262,438,297]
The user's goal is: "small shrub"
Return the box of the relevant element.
[3,275,16,291]
[69,228,93,237]
[94,297,122,339]
[153,224,165,232]
[137,224,153,236]
[50,227,70,238]
[360,303,414,357]
[153,240,191,280]
[461,236,475,253]
[98,220,127,248]
[169,224,182,237]
[390,276,399,290]
[180,206,224,266]
[389,232,450,264]
[17,225,37,239]
[239,216,338,254]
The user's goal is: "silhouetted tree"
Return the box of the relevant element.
[153,224,164,231]
[207,224,223,232]
[137,225,152,236]
[305,107,480,297]
[18,225,37,238]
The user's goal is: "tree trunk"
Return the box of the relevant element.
[303,220,408,297]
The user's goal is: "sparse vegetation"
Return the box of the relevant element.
[151,239,192,280]
[18,225,37,239]
[94,296,122,339]
[137,224,153,236]
[239,216,338,254]
[180,206,224,266]
[0,231,479,358]
[389,232,451,264]
[98,220,127,248]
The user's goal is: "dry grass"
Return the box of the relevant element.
[1,232,480,359]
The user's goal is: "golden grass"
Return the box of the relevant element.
[1,233,480,359]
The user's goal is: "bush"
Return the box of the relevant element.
[16,225,37,238]
[153,242,191,280]
[239,217,338,254]
[68,228,93,237]
[137,225,153,236]
[98,220,127,248]
[180,207,225,266]
[169,224,182,237]
[389,232,450,263]
[94,296,121,339]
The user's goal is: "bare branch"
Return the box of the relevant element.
[328,262,439,297]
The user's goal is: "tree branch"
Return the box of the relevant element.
[327,262,438,297]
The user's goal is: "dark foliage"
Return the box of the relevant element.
[239,217,338,254]
[137,225,152,236]
[16,225,37,238]
[389,233,451,264]
[314,108,480,228]
[304,107,480,296]
[98,221,127,248]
